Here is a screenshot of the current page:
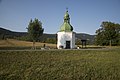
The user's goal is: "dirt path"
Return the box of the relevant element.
[0,48,111,52]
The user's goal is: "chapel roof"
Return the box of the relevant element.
[60,10,73,32]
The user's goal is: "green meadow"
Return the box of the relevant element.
[0,48,120,80]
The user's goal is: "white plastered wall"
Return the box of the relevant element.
[57,32,75,49]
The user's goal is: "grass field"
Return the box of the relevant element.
[0,39,105,50]
[0,48,120,80]
[0,39,56,49]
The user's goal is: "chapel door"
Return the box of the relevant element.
[66,41,70,49]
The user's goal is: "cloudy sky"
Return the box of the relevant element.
[0,0,120,34]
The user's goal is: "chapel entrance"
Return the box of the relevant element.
[66,41,70,49]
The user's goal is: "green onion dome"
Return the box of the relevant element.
[60,10,73,32]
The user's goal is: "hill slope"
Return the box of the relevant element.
[0,27,27,39]
[0,27,95,44]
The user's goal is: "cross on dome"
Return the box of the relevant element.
[66,7,68,12]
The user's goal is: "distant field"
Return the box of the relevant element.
[0,48,120,80]
[0,39,106,50]
[0,39,56,49]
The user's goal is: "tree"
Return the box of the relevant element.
[27,18,44,49]
[95,21,120,46]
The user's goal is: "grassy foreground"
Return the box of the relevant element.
[0,49,120,80]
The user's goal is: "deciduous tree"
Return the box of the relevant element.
[95,21,120,46]
[27,18,44,49]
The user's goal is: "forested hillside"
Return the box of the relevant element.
[0,27,95,44]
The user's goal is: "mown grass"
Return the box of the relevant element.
[0,49,120,80]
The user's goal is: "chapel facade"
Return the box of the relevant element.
[57,10,75,49]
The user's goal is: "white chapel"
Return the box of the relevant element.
[57,10,75,49]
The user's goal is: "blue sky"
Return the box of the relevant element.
[0,0,120,35]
